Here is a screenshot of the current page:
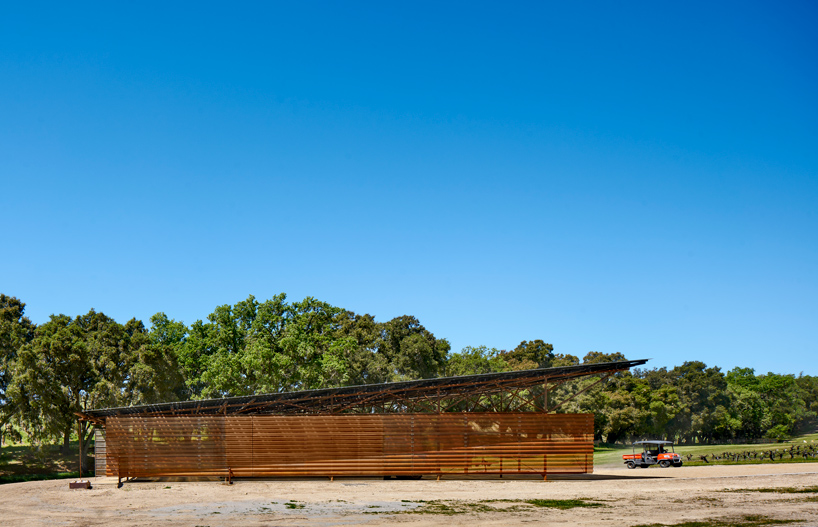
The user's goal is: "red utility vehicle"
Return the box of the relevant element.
[623,440,683,469]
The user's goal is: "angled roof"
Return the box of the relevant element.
[81,359,648,421]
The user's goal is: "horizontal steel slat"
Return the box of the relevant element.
[105,413,593,478]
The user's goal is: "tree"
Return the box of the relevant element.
[183,295,371,397]
[377,315,450,381]
[262,296,353,391]
[445,346,508,376]
[9,310,135,472]
[0,294,35,441]
[582,351,626,365]
[757,372,805,438]
[725,367,760,390]
[186,296,261,398]
[194,295,356,396]
[795,374,818,433]
[666,361,729,443]
[597,374,649,443]
[500,340,554,370]
[333,311,388,385]
[180,295,453,397]
[726,384,765,440]
[124,315,187,405]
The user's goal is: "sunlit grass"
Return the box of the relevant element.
[1,440,95,484]
[631,515,800,527]
[594,432,818,467]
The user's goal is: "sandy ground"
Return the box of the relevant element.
[1,465,817,526]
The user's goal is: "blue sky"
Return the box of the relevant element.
[2,1,816,375]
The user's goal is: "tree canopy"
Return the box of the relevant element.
[1,292,815,453]
[0,294,35,440]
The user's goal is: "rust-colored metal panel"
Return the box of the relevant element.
[105,413,592,478]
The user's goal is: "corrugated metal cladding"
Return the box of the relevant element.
[94,429,106,477]
[103,413,593,478]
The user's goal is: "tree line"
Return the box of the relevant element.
[1,293,816,465]
[444,345,817,444]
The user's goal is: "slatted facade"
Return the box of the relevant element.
[94,428,107,477]
[104,413,593,478]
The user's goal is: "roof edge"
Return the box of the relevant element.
[82,358,648,419]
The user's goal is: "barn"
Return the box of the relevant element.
[80,359,646,485]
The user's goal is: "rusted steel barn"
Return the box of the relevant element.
[80,359,646,484]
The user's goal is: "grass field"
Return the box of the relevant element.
[0,440,94,484]
[594,432,818,467]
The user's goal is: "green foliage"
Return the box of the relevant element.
[631,516,799,527]
[0,471,87,485]
[0,438,94,482]
[445,346,507,376]
[548,359,818,444]
[1,291,817,451]
[524,499,602,509]
[399,498,602,515]
[729,486,818,493]
[9,311,126,450]
[173,295,451,398]
[127,315,187,404]
[723,367,816,441]
[0,295,35,441]
[6,309,188,469]
[501,340,555,370]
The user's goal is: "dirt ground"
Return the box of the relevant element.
[1,464,816,526]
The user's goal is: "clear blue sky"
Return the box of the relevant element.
[2,1,816,375]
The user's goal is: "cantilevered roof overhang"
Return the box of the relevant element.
[80,359,647,423]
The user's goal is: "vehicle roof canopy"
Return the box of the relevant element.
[633,440,674,445]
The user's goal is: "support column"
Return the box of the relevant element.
[543,380,549,413]
[77,419,83,479]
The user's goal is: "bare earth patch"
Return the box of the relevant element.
[1,464,816,526]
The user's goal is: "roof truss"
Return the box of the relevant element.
[80,359,647,424]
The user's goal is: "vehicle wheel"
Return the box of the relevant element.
[626,461,636,469]
[659,460,671,468]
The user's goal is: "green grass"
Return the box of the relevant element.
[393,498,604,515]
[525,498,602,509]
[0,471,84,485]
[631,515,800,527]
[0,439,95,484]
[595,432,818,467]
[723,486,818,494]
[683,457,818,467]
